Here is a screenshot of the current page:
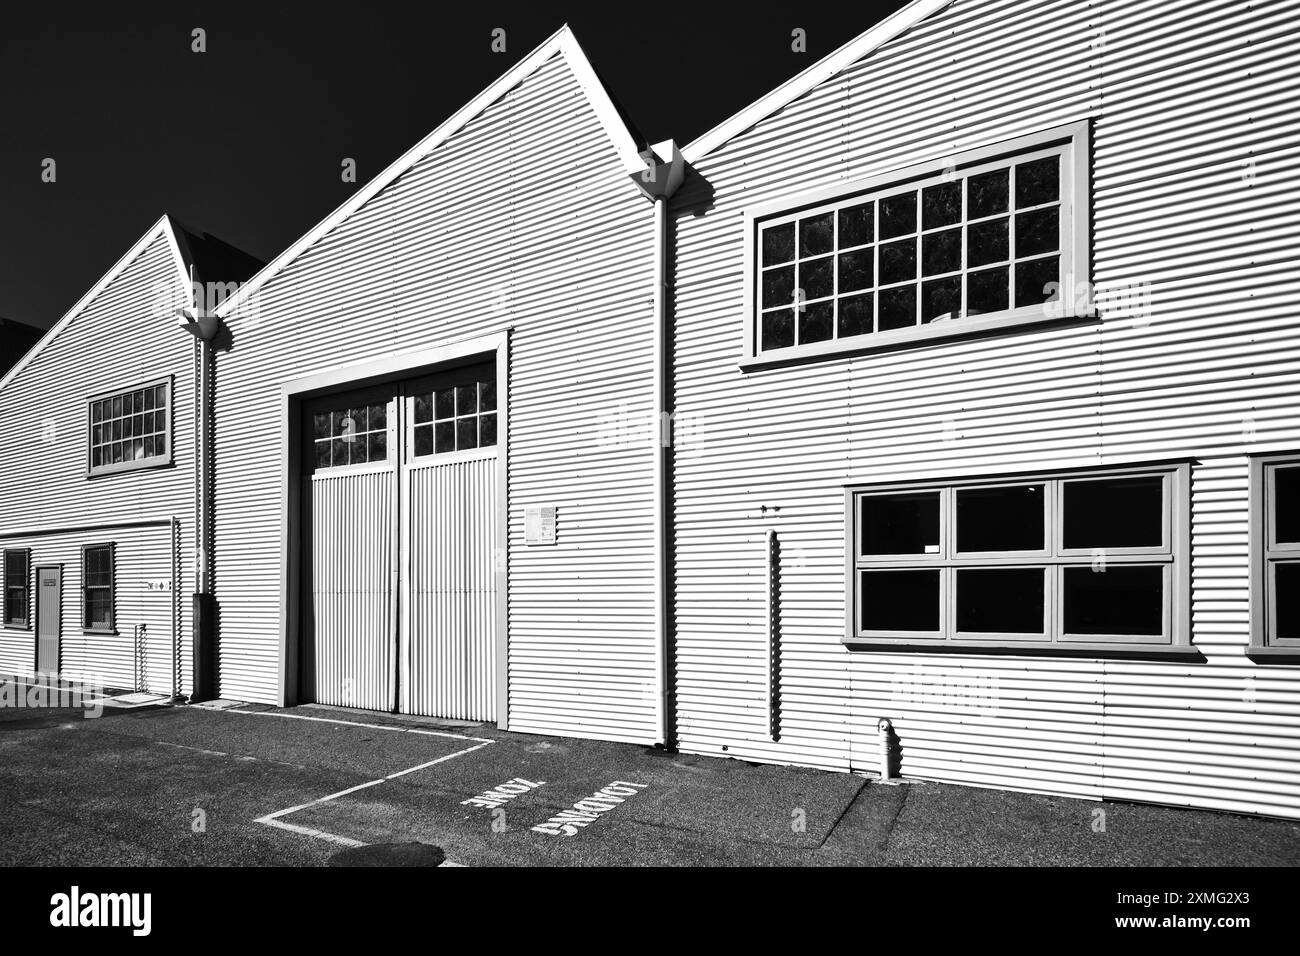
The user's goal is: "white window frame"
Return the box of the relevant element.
[1249,453,1300,657]
[740,120,1092,367]
[87,377,173,477]
[844,462,1192,655]
[3,548,30,630]
[81,542,116,634]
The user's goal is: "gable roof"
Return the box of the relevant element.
[215,25,647,319]
[681,0,953,164]
[0,215,261,391]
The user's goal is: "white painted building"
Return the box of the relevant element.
[0,217,261,697]
[667,0,1300,818]
[6,2,1299,822]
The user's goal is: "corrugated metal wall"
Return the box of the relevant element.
[0,232,194,696]
[404,454,497,720]
[217,52,659,739]
[670,0,1300,816]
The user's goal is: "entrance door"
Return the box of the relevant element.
[36,566,61,674]
[301,362,498,720]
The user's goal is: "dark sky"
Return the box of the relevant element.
[0,1,908,328]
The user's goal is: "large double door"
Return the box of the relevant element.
[301,362,498,720]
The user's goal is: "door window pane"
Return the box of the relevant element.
[861,492,940,556]
[956,568,1044,633]
[860,570,940,631]
[956,484,1044,552]
[1063,565,1163,636]
[1062,476,1164,550]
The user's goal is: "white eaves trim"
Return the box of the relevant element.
[0,215,194,392]
[681,0,953,164]
[216,25,646,319]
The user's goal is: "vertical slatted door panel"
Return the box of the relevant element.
[304,469,394,711]
[404,454,497,721]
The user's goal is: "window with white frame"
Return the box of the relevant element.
[311,401,391,469]
[82,544,115,632]
[88,380,171,475]
[749,123,1089,361]
[1253,456,1300,649]
[847,464,1188,649]
[409,376,497,457]
[4,549,29,629]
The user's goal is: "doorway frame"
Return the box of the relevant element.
[277,330,510,728]
[34,563,62,675]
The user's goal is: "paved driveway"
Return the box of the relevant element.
[1,698,1297,866]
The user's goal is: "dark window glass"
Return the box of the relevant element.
[762,223,795,265]
[456,417,478,450]
[922,229,961,276]
[762,309,795,350]
[1062,476,1164,550]
[1015,157,1059,208]
[878,287,917,330]
[922,278,961,323]
[800,256,834,300]
[455,385,477,416]
[922,181,962,229]
[479,382,497,412]
[799,213,834,257]
[315,440,331,468]
[1016,208,1059,256]
[1276,563,1300,640]
[413,394,432,424]
[838,203,874,248]
[1014,256,1059,308]
[799,302,833,344]
[967,267,1009,315]
[861,492,940,555]
[968,218,1009,267]
[368,432,387,461]
[956,484,1045,552]
[956,568,1044,633]
[4,550,29,627]
[838,250,873,293]
[1063,565,1163,636]
[434,421,455,454]
[479,414,497,447]
[762,266,795,307]
[434,388,455,420]
[968,169,1009,218]
[879,193,916,239]
[839,294,873,338]
[861,569,941,632]
[1275,467,1300,544]
[413,424,433,457]
[879,239,916,284]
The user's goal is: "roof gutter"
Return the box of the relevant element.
[631,140,685,748]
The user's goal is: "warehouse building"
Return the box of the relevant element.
[0,216,261,696]
[667,0,1300,818]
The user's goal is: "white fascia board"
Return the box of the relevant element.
[0,214,196,392]
[681,0,953,165]
[217,25,645,320]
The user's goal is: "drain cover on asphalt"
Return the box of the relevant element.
[327,842,447,867]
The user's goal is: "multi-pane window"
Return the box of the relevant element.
[410,377,496,457]
[848,466,1186,648]
[746,123,1091,361]
[82,544,114,632]
[3,549,29,628]
[1255,457,1300,648]
[312,402,390,469]
[89,381,171,475]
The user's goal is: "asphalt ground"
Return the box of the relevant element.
[1,696,1298,867]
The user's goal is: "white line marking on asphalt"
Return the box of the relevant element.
[226,708,493,743]
[231,709,492,865]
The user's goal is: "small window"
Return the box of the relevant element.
[82,544,115,632]
[311,401,391,469]
[1252,456,1300,651]
[410,375,497,458]
[745,122,1090,363]
[88,380,172,476]
[4,549,30,629]
[848,464,1187,651]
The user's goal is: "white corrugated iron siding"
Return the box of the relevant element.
[217,52,659,740]
[670,0,1300,816]
[0,232,194,696]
